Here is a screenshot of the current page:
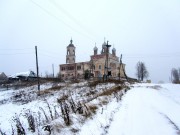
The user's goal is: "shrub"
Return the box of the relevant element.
[23,110,36,132]
[99,86,122,97]
[13,115,26,135]
[39,107,49,123]
[45,100,53,120]
[0,128,6,135]
[57,99,71,126]
[88,81,102,88]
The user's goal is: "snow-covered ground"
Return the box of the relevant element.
[108,84,180,135]
[0,82,180,135]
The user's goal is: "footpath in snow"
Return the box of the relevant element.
[108,83,180,135]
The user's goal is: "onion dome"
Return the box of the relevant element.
[102,41,106,48]
[68,39,74,47]
[94,46,98,50]
[112,47,116,51]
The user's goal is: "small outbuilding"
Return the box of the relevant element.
[0,72,8,82]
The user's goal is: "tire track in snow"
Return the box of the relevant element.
[160,113,180,135]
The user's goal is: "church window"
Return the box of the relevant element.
[99,65,101,69]
[61,67,65,71]
[67,58,69,63]
[67,66,74,70]
[77,65,81,70]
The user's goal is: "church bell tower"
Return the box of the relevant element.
[66,39,76,64]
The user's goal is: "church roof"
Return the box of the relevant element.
[112,47,116,51]
[102,41,106,47]
[68,39,75,47]
[94,46,98,50]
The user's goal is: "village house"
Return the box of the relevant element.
[9,71,37,81]
[0,72,8,82]
[59,39,126,80]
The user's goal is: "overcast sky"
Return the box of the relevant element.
[0,0,180,83]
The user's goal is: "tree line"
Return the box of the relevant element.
[135,61,180,84]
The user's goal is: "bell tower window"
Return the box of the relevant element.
[67,50,70,55]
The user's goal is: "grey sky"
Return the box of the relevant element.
[0,0,180,82]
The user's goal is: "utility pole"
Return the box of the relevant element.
[92,60,93,77]
[119,54,122,81]
[120,54,128,81]
[35,46,40,95]
[52,64,54,78]
[75,63,77,80]
[91,58,94,79]
[105,41,111,81]
[103,59,106,82]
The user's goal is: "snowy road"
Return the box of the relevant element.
[108,84,180,135]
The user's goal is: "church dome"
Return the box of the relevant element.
[112,47,116,51]
[68,39,75,47]
[94,46,98,50]
[102,42,106,48]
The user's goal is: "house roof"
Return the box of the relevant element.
[9,71,36,78]
[0,72,7,79]
[0,72,5,75]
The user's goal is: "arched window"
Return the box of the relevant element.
[67,50,70,55]
[67,58,69,63]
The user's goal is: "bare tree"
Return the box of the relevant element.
[171,68,179,83]
[136,62,141,81]
[136,61,149,81]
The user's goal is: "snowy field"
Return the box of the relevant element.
[0,81,179,135]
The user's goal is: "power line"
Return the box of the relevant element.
[29,0,95,41]
[0,45,179,59]
[38,52,61,59]
[0,52,34,55]
[0,48,62,56]
[0,48,33,51]
[48,0,97,39]
[38,49,62,55]
[123,53,180,59]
